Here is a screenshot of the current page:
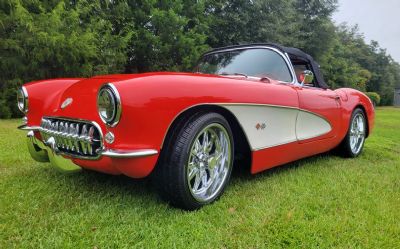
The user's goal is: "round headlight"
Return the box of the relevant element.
[98,88,116,121]
[17,86,28,113]
[97,83,121,126]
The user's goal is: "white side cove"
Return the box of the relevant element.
[220,104,332,151]
[296,111,332,140]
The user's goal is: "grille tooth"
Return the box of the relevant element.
[63,122,68,149]
[62,122,66,149]
[61,121,66,148]
[59,121,65,149]
[76,125,80,150]
[43,120,49,141]
[81,124,88,155]
[69,123,77,152]
[40,118,101,158]
[65,122,70,150]
[65,122,71,150]
[88,126,95,155]
[68,123,74,151]
[54,121,60,147]
[74,123,80,153]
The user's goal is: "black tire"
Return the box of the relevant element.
[153,112,234,210]
[337,108,366,158]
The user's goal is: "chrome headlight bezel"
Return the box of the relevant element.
[17,86,29,113]
[97,83,121,127]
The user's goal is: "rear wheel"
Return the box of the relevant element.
[338,108,366,157]
[154,112,234,210]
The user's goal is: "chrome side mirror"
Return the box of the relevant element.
[300,70,314,86]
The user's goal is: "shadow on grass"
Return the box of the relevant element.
[65,152,336,202]
[8,149,340,215]
[231,150,338,181]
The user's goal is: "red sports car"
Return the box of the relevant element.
[18,43,375,210]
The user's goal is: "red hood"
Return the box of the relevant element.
[43,72,214,122]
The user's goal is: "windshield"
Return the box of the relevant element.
[197,48,293,82]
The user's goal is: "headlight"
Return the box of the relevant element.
[17,86,28,113]
[97,83,121,127]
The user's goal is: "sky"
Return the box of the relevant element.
[332,0,400,63]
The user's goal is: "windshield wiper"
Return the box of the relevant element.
[218,72,248,78]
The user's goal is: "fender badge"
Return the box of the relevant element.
[255,123,266,130]
[61,98,73,109]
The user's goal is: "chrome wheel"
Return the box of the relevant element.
[187,123,232,202]
[349,113,365,154]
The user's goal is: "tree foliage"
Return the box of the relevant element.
[365,92,381,106]
[0,0,399,118]
[0,0,132,117]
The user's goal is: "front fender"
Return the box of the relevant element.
[24,78,84,126]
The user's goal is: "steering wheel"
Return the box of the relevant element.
[255,73,276,83]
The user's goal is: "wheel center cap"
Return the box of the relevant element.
[199,160,208,169]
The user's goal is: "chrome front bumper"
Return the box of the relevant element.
[21,125,158,172]
[27,131,82,172]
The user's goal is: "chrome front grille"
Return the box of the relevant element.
[40,117,102,158]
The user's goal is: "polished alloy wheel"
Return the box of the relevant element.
[187,123,232,202]
[349,113,365,154]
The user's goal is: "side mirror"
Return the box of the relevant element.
[300,70,314,86]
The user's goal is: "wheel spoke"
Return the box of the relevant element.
[207,169,220,195]
[188,162,198,180]
[193,172,202,190]
[202,131,209,151]
[209,167,216,182]
[358,117,364,132]
[201,171,208,188]
[219,131,226,155]
[206,135,214,154]
[191,140,201,158]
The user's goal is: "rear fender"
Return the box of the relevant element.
[335,88,375,138]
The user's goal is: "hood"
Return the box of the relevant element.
[48,73,200,120]
[45,72,275,121]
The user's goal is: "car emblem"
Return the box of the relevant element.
[61,98,73,109]
[255,123,266,130]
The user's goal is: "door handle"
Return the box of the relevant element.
[328,95,341,101]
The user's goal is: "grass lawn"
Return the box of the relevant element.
[1,107,399,248]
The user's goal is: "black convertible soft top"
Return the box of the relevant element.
[204,43,328,89]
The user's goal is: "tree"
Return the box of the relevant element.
[0,0,132,118]
[121,0,209,72]
[320,25,400,105]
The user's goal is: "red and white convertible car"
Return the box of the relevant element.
[18,43,374,209]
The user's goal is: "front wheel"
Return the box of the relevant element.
[338,108,367,157]
[154,113,234,210]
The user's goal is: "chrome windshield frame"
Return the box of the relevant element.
[199,45,297,84]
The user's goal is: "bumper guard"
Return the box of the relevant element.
[22,125,158,172]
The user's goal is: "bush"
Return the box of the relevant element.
[365,92,381,106]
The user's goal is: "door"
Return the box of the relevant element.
[296,86,341,142]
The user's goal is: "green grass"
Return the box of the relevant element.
[1,108,399,248]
